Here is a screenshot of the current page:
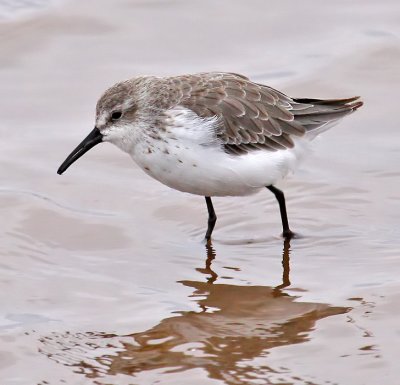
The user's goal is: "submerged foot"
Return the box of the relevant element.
[282,229,298,240]
[203,233,214,245]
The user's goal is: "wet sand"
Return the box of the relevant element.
[0,0,399,384]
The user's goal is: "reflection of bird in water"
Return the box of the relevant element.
[39,241,349,384]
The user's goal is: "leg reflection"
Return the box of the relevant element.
[274,238,291,293]
[196,240,218,284]
[196,238,292,290]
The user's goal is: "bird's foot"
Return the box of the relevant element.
[282,229,300,240]
[203,235,212,245]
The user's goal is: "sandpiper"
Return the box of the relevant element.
[57,72,363,240]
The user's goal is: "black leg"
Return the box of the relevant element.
[266,185,294,239]
[204,196,217,240]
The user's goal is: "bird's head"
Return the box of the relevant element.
[57,77,160,175]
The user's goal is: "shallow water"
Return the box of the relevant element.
[0,0,399,384]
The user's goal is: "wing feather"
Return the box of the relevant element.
[166,72,362,154]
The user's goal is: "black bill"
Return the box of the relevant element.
[57,127,103,175]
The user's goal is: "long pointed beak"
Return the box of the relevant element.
[57,127,103,175]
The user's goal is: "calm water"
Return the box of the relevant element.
[0,0,399,384]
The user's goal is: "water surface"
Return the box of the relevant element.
[0,0,399,384]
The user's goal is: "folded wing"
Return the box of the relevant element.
[170,72,363,155]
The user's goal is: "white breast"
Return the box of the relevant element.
[130,107,311,197]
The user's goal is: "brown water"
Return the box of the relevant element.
[1,0,400,384]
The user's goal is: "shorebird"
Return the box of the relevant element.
[57,72,362,240]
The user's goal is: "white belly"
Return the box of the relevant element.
[131,138,309,197]
[127,107,311,197]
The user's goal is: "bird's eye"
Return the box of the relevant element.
[111,111,122,120]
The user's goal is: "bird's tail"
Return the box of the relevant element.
[291,96,363,136]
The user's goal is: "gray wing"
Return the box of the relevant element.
[169,72,363,154]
